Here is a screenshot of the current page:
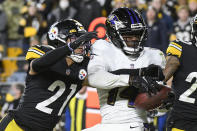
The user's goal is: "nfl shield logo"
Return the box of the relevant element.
[130,64,134,69]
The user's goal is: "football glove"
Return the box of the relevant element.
[129,76,160,96]
[129,76,150,93]
[140,64,165,81]
[68,31,98,51]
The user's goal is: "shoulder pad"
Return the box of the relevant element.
[166,40,183,58]
[25,45,55,60]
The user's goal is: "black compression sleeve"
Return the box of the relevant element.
[110,69,140,75]
[32,45,72,72]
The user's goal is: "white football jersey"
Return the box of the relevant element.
[88,40,166,124]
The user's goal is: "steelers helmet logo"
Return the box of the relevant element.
[48,27,58,40]
[79,69,87,80]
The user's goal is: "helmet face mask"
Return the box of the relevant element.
[47,19,89,63]
[106,8,147,58]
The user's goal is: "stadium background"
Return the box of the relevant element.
[0,0,196,130]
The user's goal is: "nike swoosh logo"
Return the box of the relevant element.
[130,126,138,129]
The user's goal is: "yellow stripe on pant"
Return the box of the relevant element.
[172,128,184,131]
[5,119,24,131]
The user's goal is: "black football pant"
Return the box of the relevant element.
[166,112,197,131]
[0,113,24,131]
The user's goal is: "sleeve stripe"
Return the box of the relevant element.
[28,49,45,56]
[170,42,182,49]
[30,47,46,54]
[169,43,182,52]
[25,52,42,60]
[166,47,182,58]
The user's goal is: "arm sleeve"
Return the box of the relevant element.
[88,49,129,89]
[32,45,72,73]
[88,70,130,89]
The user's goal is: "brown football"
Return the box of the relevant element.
[134,84,171,111]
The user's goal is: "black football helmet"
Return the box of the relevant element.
[47,19,90,63]
[106,8,147,58]
[191,14,197,47]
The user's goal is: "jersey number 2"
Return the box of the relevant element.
[35,80,77,116]
[179,72,197,104]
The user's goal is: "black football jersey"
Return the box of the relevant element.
[166,40,197,120]
[10,45,89,131]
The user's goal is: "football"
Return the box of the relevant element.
[134,84,171,111]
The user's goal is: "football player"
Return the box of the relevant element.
[0,19,97,131]
[164,15,197,131]
[83,8,166,131]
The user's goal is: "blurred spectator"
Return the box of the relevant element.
[111,0,127,9]
[136,0,148,12]
[18,1,47,53]
[0,0,5,3]
[74,0,102,30]
[170,6,191,42]
[40,33,48,45]
[7,63,28,83]
[2,0,24,48]
[162,0,178,21]
[0,4,7,58]
[151,0,174,39]
[29,36,39,47]
[188,0,197,17]
[178,0,188,6]
[145,6,168,53]
[0,83,24,117]
[102,0,113,16]
[36,0,54,20]
[47,0,77,27]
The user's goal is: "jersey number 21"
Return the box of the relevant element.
[36,80,77,116]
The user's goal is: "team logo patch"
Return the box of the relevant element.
[79,69,87,80]
[48,27,58,40]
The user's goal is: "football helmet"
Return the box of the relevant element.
[47,19,90,63]
[191,14,197,47]
[106,8,147,58]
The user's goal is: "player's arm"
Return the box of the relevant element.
[163,55,180,82]
[88,61,163,90]
[29,32,97,75]
[163,40,182,82]
[29,45,72,75]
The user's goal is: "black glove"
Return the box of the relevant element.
[159,91,175,110]
[129,76,160,96]
[145,76,161,95]
[129,76,150,93]
[140,64,165,81]
[69,31,98,50]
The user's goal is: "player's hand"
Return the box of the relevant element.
[129,76,160,96]
[144,76,161,95]
[129,76,150,93]
[140,64,165,81]
[69,31,98,50]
